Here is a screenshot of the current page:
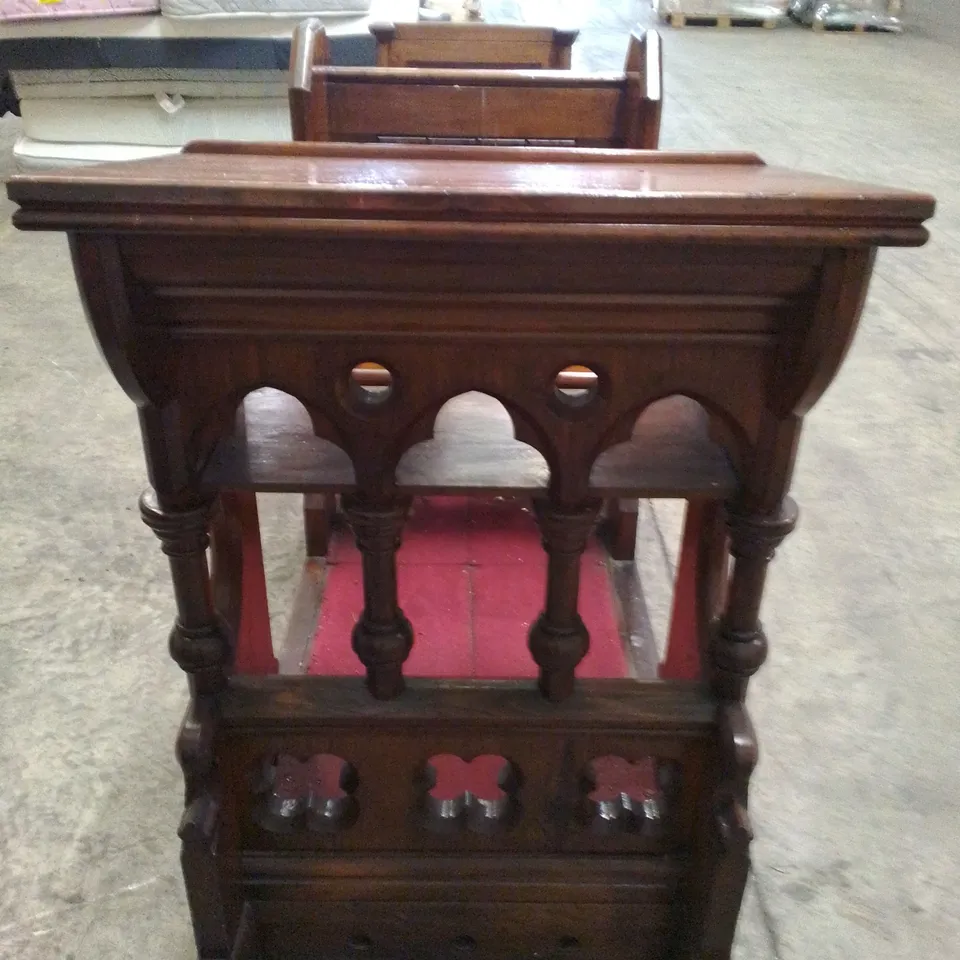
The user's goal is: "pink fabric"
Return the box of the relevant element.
[0,0,159,22]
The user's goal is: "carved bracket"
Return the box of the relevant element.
[714,703,758,849]
[255,754,358,833]
[425,754,516,833]
[583,756,668,835]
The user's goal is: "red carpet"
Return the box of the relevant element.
[308,497,628,679]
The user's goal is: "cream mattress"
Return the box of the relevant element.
[161,0,369,18]
[14,135,179,168]
[19,82,291,145]
[0,0,414,36]
[0,0,158,24]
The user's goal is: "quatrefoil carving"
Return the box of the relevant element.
[256,754,357,833]
[425,754,516,832]
[584,756,665,833]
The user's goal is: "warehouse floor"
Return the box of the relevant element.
[1,2,958,958]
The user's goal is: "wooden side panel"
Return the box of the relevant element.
[370,23,578,71]
[216,677,716,857]
[120,236,824,298]
[326,82,623,143]
[252,898,675,960]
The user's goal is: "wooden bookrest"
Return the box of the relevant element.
[370,21,579,69]
[289,20,662,147]
[8,142,933,960]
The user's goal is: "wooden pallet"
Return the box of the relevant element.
[664,13,779,28]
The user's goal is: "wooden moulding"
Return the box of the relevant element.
[219,675,716,731]
[201,390,737,499]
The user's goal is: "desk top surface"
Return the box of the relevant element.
[8,142,935,243]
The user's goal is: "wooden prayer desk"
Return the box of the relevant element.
[8,144,933,960]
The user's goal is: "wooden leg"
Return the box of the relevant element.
[139,489,230,692]
[528,499,601,702]
[711,498,798,700]
[303,492,337,558]
[178,775,230,959]
[604,497,639,562]
[211,491,278,676]
[660,501,728,682]
[342,494,413,699]
[684,703,757,960]
[660,501,703,681]
[140,491,237,956]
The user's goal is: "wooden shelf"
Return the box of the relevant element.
[201,390,736,499]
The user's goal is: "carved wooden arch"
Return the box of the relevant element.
[588,388,753,489]
[188,382,347,480]
[392,388,557,483]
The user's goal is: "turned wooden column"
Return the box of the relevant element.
[342,494,413,700]
[140,489,231,695]
[711,497,799,701]
[139,488,234,956]
[529,499,602,703]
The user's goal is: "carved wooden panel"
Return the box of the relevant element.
[255,753,357,832]
[221,677,710,855]
[425,754,516,833]
[583,755,669,836]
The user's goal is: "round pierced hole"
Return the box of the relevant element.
[452,935,477,952]
[558,935,581,951]
[553,365,599,411]
[349,362,394,410]
[347,934,373,952]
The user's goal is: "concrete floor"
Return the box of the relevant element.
[1,1,959,958]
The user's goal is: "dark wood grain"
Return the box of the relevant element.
[7,142,934,960]
[219,676,716,730]
[370,22,579,70]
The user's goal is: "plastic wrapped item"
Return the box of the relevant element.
[656,0,789,19]
[788,0,903,32]
[0,0,159,23]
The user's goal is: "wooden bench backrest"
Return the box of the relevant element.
[370,22,578,69]
[289,20,662,148]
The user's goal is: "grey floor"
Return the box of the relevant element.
[1,1,959,958]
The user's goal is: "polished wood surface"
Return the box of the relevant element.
[8,143,933,960]
[289,22,662,147]
[11,145,929,238]
[370,22,579,69]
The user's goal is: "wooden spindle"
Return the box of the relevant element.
[342,494,413,700]
[711,497,798,700]
[529,499,601,702]
[140,489,233,954]
[139,489,231,694]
